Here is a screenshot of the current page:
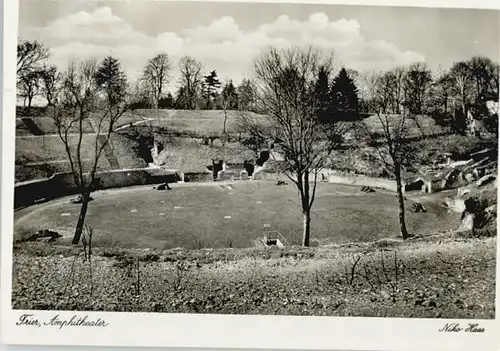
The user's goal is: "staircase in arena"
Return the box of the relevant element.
[21,118,44,135]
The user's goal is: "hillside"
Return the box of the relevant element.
[14,108,496,187]
[116,109,267,137]
[12,233,495,318]
[14,109,266,182]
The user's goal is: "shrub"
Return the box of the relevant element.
[456,226,497,239]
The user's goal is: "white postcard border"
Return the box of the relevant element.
[1,0,500,350]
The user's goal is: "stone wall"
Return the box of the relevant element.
[252,169,400,192]
[183,172,213,183]
[326,172,400,192]
[15,168,181,209]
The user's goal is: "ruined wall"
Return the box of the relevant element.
[15,168,182,208]
[183,172,213,183]
[327,173,401,192]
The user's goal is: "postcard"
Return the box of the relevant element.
[1,0,499,350]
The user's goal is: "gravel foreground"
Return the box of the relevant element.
[12,235,496,318]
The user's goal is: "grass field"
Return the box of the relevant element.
[14,181,459,250]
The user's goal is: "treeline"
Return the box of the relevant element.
[16,39,499,131]
[359,59,499,134]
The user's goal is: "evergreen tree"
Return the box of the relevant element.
[330,67,359,121]
[237,78,257,111]
[221,80,239,109]
[313,65,331,123]
[158,92,174,109]
[95,56,128,106]
[203,70,221,109]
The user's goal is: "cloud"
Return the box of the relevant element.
[22,7,425,90]
[183,16,243,44]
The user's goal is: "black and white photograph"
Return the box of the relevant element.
[1,0,500,349]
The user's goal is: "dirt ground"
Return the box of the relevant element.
[12,234,496,318]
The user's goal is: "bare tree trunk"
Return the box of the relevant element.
[394,163,410,240]
[72,191,90,245]
[302,210,311,247]
[27,95,33,113]
[302,171,311,247]
[223,109,228,135]
[222,107,228,147]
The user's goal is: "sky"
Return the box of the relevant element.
[18,0,499,93]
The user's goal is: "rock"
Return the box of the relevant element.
[361,186,375,193]
[457,187,470,197]
[449,159,473,168]
[474,204,497,229]
[458,212,474,231]
[25,229,62,242]
[240,170,248,180]
[310,239,320,247]
[70,195,93,204]
[410,202,427,213]
[476,174,496,187]
[380,290,391,300]
[444,169,467,189]
[485,204,497,214]
[405,179,426,192]
[444,196,466,213]
[470,148,493,160]
[464,173,475,182]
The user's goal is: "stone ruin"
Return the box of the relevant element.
[70,194,94,204]
[206,150,273,181]
[457,196,497,232]
[410,202,427,213]
[208,160,224,180]
[405,177,433,194]
[23,229,62,243]
[149,138,164,168]
[360,186,376,193]
[405,146,497,194]
[257,231,289,248]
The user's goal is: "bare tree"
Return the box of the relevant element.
[377,71,396,114]
[17,40,50,77]
[17,69,42,110]
[220,80,238,144]
[235,113,270,159]
[432,67,454,114]
[359,71,382,107]
[449,61,474,133]
[39,64,61,106]
[391,67,407,114]
[179,56,203,110]
[469,56,499,103]
[53,58,129,245]
[403,62,432,115]
[141,53,171,154]
[245,46,343,246]
[359,71,415,240]
[142,53,171,110]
